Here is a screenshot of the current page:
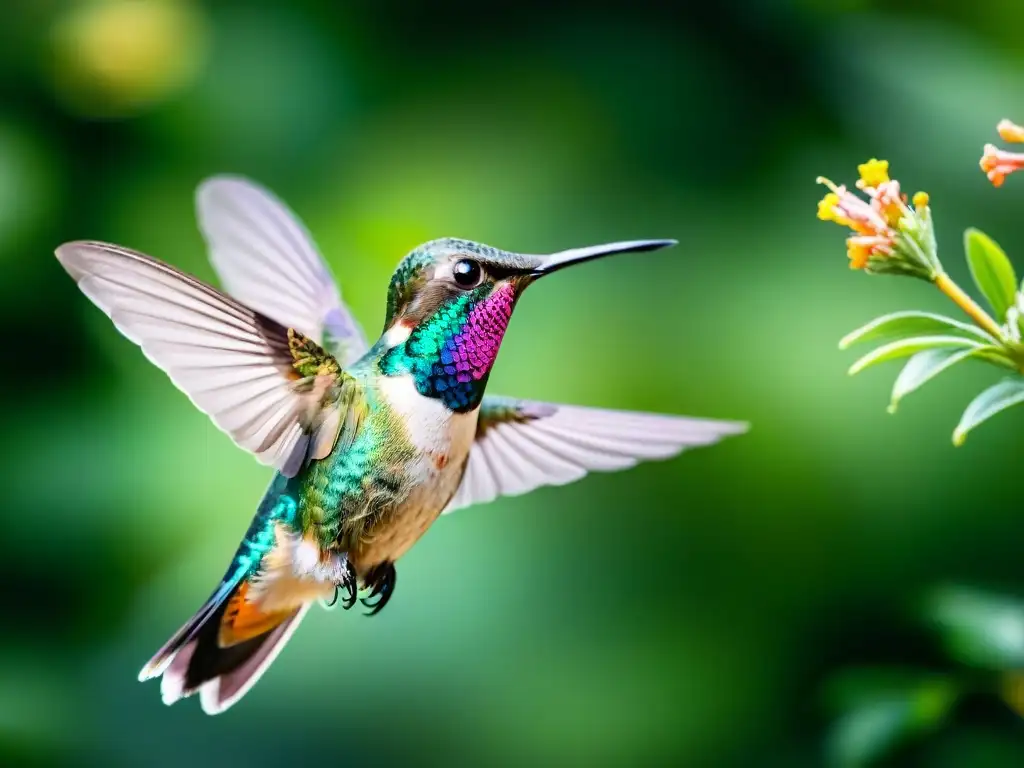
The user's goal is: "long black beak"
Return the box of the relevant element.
[529,239,677,276]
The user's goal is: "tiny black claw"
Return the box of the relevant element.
[360,562,396,617]
[360,593,389,616]
[342,588,357,610]
[340,558,358,610]
[327,556,358,611]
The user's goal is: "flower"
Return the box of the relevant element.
[856,158,890,189]
[816,180,891,234]
[873,179,906,227]
[817,178,894,269]
[816,160,939,279]
[846,235,892,270]
[817,192,847,225]
[981,144,1024,188]
[998,119,1024,144]
[981,119,1024,187]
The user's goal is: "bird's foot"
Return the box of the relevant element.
[360,562,396,617]
[338,556,358,610]
[324,555,359,610]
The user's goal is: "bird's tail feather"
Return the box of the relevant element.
[138,578,308,715]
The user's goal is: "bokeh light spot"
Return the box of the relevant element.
[50,0,209,118]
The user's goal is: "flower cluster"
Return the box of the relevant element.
[981,119,1024,187]
[819,120,1024,447]
[817,159,937,279]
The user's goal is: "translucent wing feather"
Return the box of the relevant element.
[443,397,747,513]
[56,241,354,477]
[196,175,369,367]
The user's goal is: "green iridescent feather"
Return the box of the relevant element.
[290,373,417,548]
[380,287,493,410]
[225,474,299,582]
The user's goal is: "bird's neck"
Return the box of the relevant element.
[377,285,516,412]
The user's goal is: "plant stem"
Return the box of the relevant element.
[934,272,1006,341]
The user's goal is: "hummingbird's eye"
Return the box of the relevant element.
[452,258,483,289]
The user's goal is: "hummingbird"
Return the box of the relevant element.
[55,176,747,715]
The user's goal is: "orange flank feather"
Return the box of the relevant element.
[218,525,338,647]
[219,582,297,647]
[218,523,337,647]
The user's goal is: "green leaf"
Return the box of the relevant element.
[925,586,1024,669]
[975,347,1019,371]
[839,311,995,350]
[888,347,986,413]
[952,378,1024,446]
[964,228,1017,321]
[828,700,912,768]
[825,670,958,768]
[848,336,985,376]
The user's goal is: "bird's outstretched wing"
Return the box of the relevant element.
[195,175,369,368]
[442,396,747,514]
[56,241,364,477]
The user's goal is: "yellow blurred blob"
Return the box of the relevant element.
[997,119,1024,144]
[51,0,209,117]
[1003,672,1024,719]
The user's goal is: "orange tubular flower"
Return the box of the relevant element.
[981,119,1024,187]
[846,235,892,270]
[981,144,1024,188]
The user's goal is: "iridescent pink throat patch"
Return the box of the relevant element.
[450,283,515,380]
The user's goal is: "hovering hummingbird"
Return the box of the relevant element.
[55,177,747,715]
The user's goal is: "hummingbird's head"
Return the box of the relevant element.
[379,237,676,411]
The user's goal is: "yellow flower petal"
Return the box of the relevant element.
[817,192,841,222]
[846,239,871,270]
[857,158,890,188]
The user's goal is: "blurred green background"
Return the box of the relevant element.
[4,0,1024,766]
